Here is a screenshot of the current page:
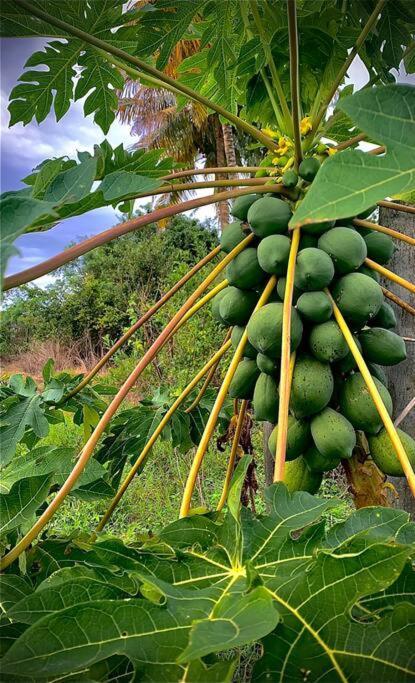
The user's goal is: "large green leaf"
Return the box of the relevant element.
[0,395,49,465]
[0,474,52,536]
[291,85,415,227]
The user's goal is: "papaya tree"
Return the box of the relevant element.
[1,0,415,679]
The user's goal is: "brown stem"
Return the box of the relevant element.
[312,0,386,134]
[162,167,272,181]
[0,237,253,571]
[381,287,415,316]
[4,185,285,291]
[64,246,221,400]
[377,200,415,215]
[335,132,367,150]
[131,178,270,202]
[287,0,302,169]
[368,145,386,155]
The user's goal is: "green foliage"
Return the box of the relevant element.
[1,466,414,680]
[291,85,415,227]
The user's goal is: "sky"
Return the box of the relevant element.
[0,37,412,285]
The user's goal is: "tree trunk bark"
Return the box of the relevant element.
[378,203,415,517]
[222,124,237,168]
[212,115,230,229]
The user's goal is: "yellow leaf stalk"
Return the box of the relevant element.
[216,400,248,512]
[365,259,415,294]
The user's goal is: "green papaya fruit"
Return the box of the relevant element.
[276,277,302,303]
[253,373,279,422]
[363,231,396,264]
[368,428,415,476]
[230,194,259,221]
[283,456,323,493]
[247,302,303,359]
[339,372,392,434]
[247,196,292,237]
[309,320,349,363]
[311,407,356,459]
[359,327,407,366]
[211,288,229,324]
[226,248,265,290]
[294,247,335,291]
[256,352,279,375]
[299,233,319,249]
[357,264,380,282]
[219,287,257,326]
[318,227,367,274]
[231,326,258,359]
[220,221,247,253]
[296,291,333,323]
[304,446,341,473]
[335,335,362,374]
[257,234,291,275]
[367,362,388,387]
[301,219,336,236]
[228,359,260,399]
[290,356,334,418]
[298,157,321,182]
[268,415,311,461]
[332,273,383,328]
[282,169,298,188]
[368,302,396,329]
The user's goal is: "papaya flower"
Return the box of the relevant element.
[300,116,312,135]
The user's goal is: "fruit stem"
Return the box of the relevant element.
[14,0,278,152]
[377,200,415,215]
[365,259,415,294]
[63,246,222,400]
[353,218,415,246]
[327,289,415,500]
[311,0,386,135]
[287,0,303,169]
[0,237,252,570]
[185,329,233,414]
[96,340,232,531]
[3,185,285,291]
[381,287,415,317]
[335,133,367,150]
[180,275,278,518]
[216,400,249,512]
[274,227,301,482]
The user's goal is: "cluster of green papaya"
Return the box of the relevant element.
[212,161,415,493]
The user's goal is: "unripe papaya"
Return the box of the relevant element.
[310,407,356,460]
[357,264,380,282]
[253,373,279,422]
[231,326,258,359]
[368,428,415,476]
[367,362,388,387]
[299,233,319,249]
[359,327,407,366]
[219,287,257,326]
[247,196,292,237]
[226,248,265,290]
[283,456,322,493]
[211,288,229,324]
[299,157,320,182]
[369,302,396,329]
[332,273,383,328]
[247,302,303,359]
[309,320,349,363]
[297,291,333,323]
[301,219,335,236]
[282,169,298,188]
[228,359,260,399]
[276,277,302,303]
[256,352,279,375]
[335,334,362,374]
[294,247,335,291]
[363,231,396,264]
[339,372,392,434]
[257,234,291,275]
[290,356,334,418]
[318,227,367,274]
[304,446,341,473]
[220,221,247,253]
[268,415,311,461]
[230,194,259,221]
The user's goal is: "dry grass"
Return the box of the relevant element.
[1,339,99,380]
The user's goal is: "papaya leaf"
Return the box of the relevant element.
[43,157,97,205]
[290,85,415,227]
[0,474,52,536]
[0,575,33,614]
[0,395,49,465]
[99,171,162,202]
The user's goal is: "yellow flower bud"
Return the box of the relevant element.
[300,116,312,136]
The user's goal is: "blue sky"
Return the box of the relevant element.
[1,37,411,285]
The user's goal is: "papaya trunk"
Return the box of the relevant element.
[213,114,230,229]
[379,203,415,518]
